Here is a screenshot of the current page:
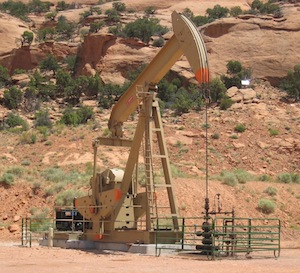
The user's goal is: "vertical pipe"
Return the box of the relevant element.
[48,227,53,247]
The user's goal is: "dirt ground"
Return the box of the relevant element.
[0,243,299,273]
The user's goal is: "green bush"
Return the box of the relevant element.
[269,128,279,136]
[209,78,227,103]
[221,172,238,187]
[263,187,278,197]
[257,198,276,214]
[55,189,85,206]
[3,86,23,109]
[233,169,255,184]
[21,31,34,45]
[39,54,59,75]
[152,37,164,47]
[0,173,15,187]
[258,174,271,182]
[123,17,168,44]
[211,133,220,139]
[220,95,234,110]
[277,173,300,184]
[206,4,229,20]
[280,64,300,101]
[60,106,94,126]
[277,173,292,183]
[0,65,10,86]
[112,1,126,12]
[216,169,254,186]
[34,109,52,128]
[234,124,246,133]
[4,112,29,131]
[19,131,37,144]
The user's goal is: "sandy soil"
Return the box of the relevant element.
[0,244,299,273]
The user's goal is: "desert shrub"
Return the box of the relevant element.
[280,64,300,101]
[36,126,50,141]
[233,169,255,184]
[230,6,243,17]
[206,4,229,19]
[269,128,279,136]
[21,31,34,45]
[257,198,276,214]
[258,174,272,182]
[216,169,254,186]
[105,8,120,22]
[291,173,300,184]
[152,37,164,47]
[221,60,252,89]
[0,0,29,20]
[220,95,234,110]
[123,17,168,44]
[211,133,220,139]
[277,173,292,184]
[144,6,156,15]
[112,1,126,12]
[21,159,31,166]
[221,172,238,186]
[37,27,55,41]
[55,189,85,206]
[6,166,25,177]
[234,123,246,133]
[60,106,93,126]
[263,186,278,197]
[30,208,52,232]
[209,78,227,103]
[0,173,15,187]
[34,109,52,128]
[0,65,10,86]
[172,87,194,115]
[42,167,85,185]
[170,164,185,178]
[3,86,23,109]
[250,0,280,15]
[89,21,104,33]
[56,15,76,39]
[4,112,29,131]
[56,1,70,11]
[39,54,60,75]
[19,131,37,144]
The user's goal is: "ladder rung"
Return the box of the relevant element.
[154,184,172,188]
[152,128,162,132]
[152,154,166,158]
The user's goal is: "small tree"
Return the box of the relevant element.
[21,31,34,46]
[209,78,226,102]
[45,11,57,21]
[144,6,156,15]
[34,109,52,128]
[39,55,60,75]
[0,65,10,86]
[230,6,243,17]
[105,8,120,22]
[206,4,229,20]
[112,1,126,12]
[89,21,104,33]
[280,64,300,101]
[3,86,23,109]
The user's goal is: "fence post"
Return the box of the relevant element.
[48,227,54,247]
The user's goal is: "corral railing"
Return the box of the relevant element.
[154,217,280,258]
[21,217,54,247]
[211,217,280,258]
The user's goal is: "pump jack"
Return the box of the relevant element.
[73,11,210,244]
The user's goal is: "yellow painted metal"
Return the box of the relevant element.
[108,11,209,136]
[74,11,210,244]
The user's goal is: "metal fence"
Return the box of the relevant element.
[155,217,280,258]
